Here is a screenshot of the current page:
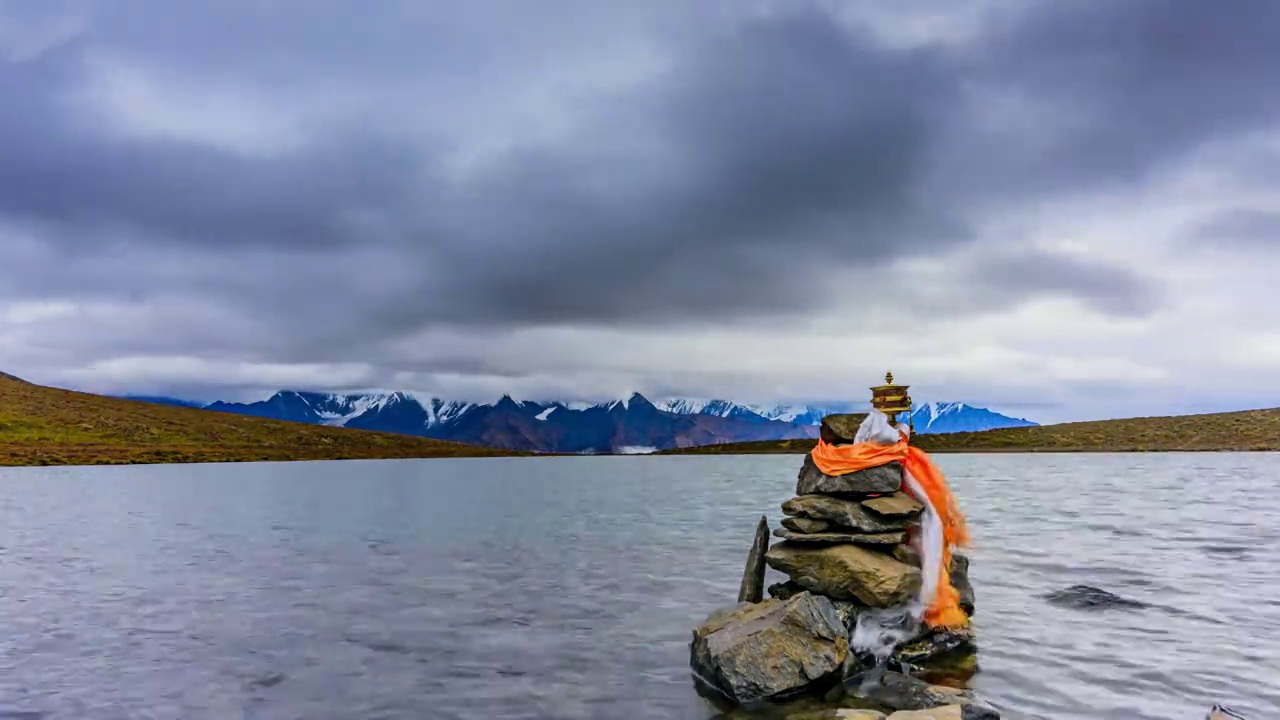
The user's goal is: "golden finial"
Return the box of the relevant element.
[870,370,913,431]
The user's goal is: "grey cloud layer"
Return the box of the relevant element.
[2,0,1278,399]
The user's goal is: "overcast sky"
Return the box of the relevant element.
[1,0,1278,423]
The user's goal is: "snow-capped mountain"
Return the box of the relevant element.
[657,399,865,426]
[907,401,1036,433]
[136,389,1036,452]
[654,398,1034,434]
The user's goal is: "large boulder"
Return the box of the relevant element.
[783,495,910,533]
[691,592,850,704]
[798,455,902,496]
[766,541,921,607]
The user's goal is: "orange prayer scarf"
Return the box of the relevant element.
[810,431,971,629]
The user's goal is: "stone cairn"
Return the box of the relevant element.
[690,413,992,720]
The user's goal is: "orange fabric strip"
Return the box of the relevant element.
[809,433,971,629]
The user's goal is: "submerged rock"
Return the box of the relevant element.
[833,671,997,717]
[892,626,976,667]
[691,593,850,704]
[773,529,908,546]
[1207,704,1248,720]
[798,455,903,496]
[738,515,771,604]
[886,708,961,720]
[1043,585,1147,611]
[886,706,999,720]
[783,495,910,533]
[861,492,924,518]
[784,516,833,534]
[766,541,921,607]
[788,710,888,720]
[950,554,975,617]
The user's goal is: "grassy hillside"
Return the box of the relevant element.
[656,407,1280,454]
[0,373,518,467]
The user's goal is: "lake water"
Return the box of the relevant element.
[1,454,1278,720]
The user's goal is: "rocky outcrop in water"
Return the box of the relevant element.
[738,515,770,603]
[1042,585,1147,611]
[691,592,849,704]
[829,672,999,718]
[950,554,975,617]
[692,412,987,715]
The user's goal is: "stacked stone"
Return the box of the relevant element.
[766,455,924,607]
[690,413,986,717]
[766,414,975,645]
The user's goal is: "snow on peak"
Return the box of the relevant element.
[600,394,638,411]
[656,398,712,414]
[655,398,747,417]
[535,407,556,421]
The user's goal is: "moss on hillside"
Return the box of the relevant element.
[0,375,518,467]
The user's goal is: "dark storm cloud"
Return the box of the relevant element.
[971,250,1160,317]
[956,0,1280,198]
[0,1,973,337]
[1,0,1276,367]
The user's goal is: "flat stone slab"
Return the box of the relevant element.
[861,492,924,518]
[798,454,902,496]
[773,528,907,545]
[784,494,910,533]
[783,516,831,533]
[766,541,921,607]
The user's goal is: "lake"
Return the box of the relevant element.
[1,453,1278,719]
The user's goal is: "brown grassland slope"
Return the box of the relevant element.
[0,373,518,466]
[655,407,1280,454]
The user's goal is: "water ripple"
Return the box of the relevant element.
[1,453,1278,719]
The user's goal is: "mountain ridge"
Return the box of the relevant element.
[656,406,1280,454]
[126,389,1037,453]
[0,374,517,467]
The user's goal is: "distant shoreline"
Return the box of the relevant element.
[5,372,1279,467]
[652,446,1279,456]
[653,407,1280,455]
